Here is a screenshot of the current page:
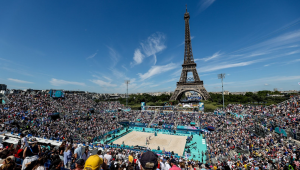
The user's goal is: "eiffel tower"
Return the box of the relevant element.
[170,7,210,101]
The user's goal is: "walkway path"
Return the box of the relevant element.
[174,111,181,127]
[148,111,158,128]
[241,109,248,115]
[135,112,142,121]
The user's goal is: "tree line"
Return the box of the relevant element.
[209,91,289,105]
[95,90,295,110]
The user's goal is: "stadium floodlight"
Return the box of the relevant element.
[218,73,225,110]
[124,80,130,108]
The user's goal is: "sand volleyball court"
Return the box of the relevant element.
[113,131,187,156]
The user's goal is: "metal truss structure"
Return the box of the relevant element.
[170,7,210,101]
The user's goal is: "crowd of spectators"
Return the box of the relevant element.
[1,92,300,169]
[0,137,210,170]
[153,112,176,125]
[0,93,127,143]
[177,113,198,126]
[202,95,300,169]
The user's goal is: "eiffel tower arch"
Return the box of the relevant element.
[170,7,210,101]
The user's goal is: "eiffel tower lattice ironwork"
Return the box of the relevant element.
[170,7,210,101]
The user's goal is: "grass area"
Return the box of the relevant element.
[202,100,223,112]
[110,98,288,112]
[202,100,287,112]
[120,101,176,110]
[129,104,142,110]
[122,100,222,112]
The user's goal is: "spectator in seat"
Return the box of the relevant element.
[139,151,158,170]
[0,157,15,170]
[169,159,180,170]
[22,138,39,170]
[75,159,85,170]
[84,154,103,170]
[64,145,72,169]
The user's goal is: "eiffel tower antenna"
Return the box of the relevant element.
[170,6,210,101]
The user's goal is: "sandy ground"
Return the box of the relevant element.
[113,131,187,156]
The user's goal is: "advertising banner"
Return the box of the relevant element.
[141,102,146,111]
[199,102,204,111]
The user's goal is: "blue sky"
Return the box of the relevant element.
[0,0,300,93]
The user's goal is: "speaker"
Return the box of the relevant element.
[159,121,163,125]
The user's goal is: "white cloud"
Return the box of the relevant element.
[163,78,178,83]
[253,29,300,51]
[207,75,300,91]
[197,0,215,14]
[115,78,155,92]
[110,68,129,80]
[230,54,244,57]
[150,78,178,88]
[50,78,85,86]
[264,62,278,67]
[149,84,159,88]
[122,65,128,71]
[0,57,13,63]
[89,75,117,88]
[131,32,166,66]
[141,33,166,57]
[247,52,268,58]
[90,79,117,87]
[232,76,300,86]
[153,55,157,65]
[285,59,300,64]
[178,36,195,46]
[107,46,120,67]
[286,50,300,55]
[8,78,33,84]
[272,75,300,81]
[202,51,221,61]
[138,63,177,81]
[264,83,269,86]
[199,73,216,77]
[194,30,300,77]
[103,76,112,82]
[132,49,144,65]
[1,67,34,77]
[204,82,235,87]
[230,29,300,57]
[171,68,182,77]
[200,60,261,72]
[86,53,97,59]
[289,45,299,48]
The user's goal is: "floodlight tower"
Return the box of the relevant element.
[218,73,225,110]
[124,80,130,108]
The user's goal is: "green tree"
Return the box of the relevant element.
[245,92,253,97]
